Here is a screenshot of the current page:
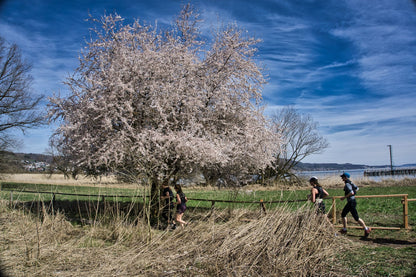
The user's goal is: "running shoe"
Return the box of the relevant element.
[364,228,371,238]
[339,229,347,234]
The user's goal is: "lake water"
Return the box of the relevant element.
[296,168,416,182]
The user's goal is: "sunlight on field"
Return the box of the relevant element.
[0,173,137,189]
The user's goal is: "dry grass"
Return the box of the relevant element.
[2,173,415,192]
[0,173,138,189]
[357,177,416,188]
[295,175,416,190]
[0,200,349,276]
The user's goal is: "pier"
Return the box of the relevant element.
[364,167,416,177]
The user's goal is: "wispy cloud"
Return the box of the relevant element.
[260,0,416,165]
[1,0,415,165]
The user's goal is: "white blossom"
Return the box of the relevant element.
[49,5,281,181]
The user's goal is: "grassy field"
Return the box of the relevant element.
[2,174,415,227]
[0,173,415,276]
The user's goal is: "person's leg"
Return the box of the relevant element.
[168,207,173,224]
[162,208,169,224]
[350,200,365,228]
[350,201,371,237]
[340,202,351,233]
[168,205,176,228]
[176,212,186,227]
[357,218,366,228]
[181,207,187,226]
[342,217,347,229]
[176,213,182,226]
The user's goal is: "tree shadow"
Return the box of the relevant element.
[366,237,416,246]
[344,232,416,246]
[12,199,144,225]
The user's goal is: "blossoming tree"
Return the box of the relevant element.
[48,5,280,222]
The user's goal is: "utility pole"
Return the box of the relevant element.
[387,145,393,174]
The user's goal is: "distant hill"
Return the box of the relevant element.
[401,164,416,168]
[7,153,369,171]
[0,151,53,173]
[294,162,369,171]
[10,152,53,163]
[294,162,416,171]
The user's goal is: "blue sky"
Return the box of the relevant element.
[1,0,416,166]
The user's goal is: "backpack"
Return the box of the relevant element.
[316,186,325,199]
[349,181,359,195]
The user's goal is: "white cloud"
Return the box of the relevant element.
[1,0,415,166]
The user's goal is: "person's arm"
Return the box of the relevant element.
[176,194,181,205]
[322,189,329,198]
[311,188,317,203]
[345,191,354,198]
[340,184,354,200]
[161,190,169,200]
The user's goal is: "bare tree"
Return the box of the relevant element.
[0,37,44,152]
[48,5,280,224]
[268,106,329,181]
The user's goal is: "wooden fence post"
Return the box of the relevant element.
[403,194,409,229]
[52,193,56,210]
[260,199,266,215]
[331,197,336,225]
[210,200,215,216]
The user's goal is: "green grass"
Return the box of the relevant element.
[327,186,416,229]
[187,186,416,224]
[337,246,416,276]
[0,181,145,202]
[1,180,416,276]
[2,182,416,227]
[186,188,306,209]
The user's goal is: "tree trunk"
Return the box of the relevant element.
[149,176,160,226]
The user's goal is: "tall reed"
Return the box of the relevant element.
[0,199,347,276]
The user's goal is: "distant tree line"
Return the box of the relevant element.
[0,151,52,173]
